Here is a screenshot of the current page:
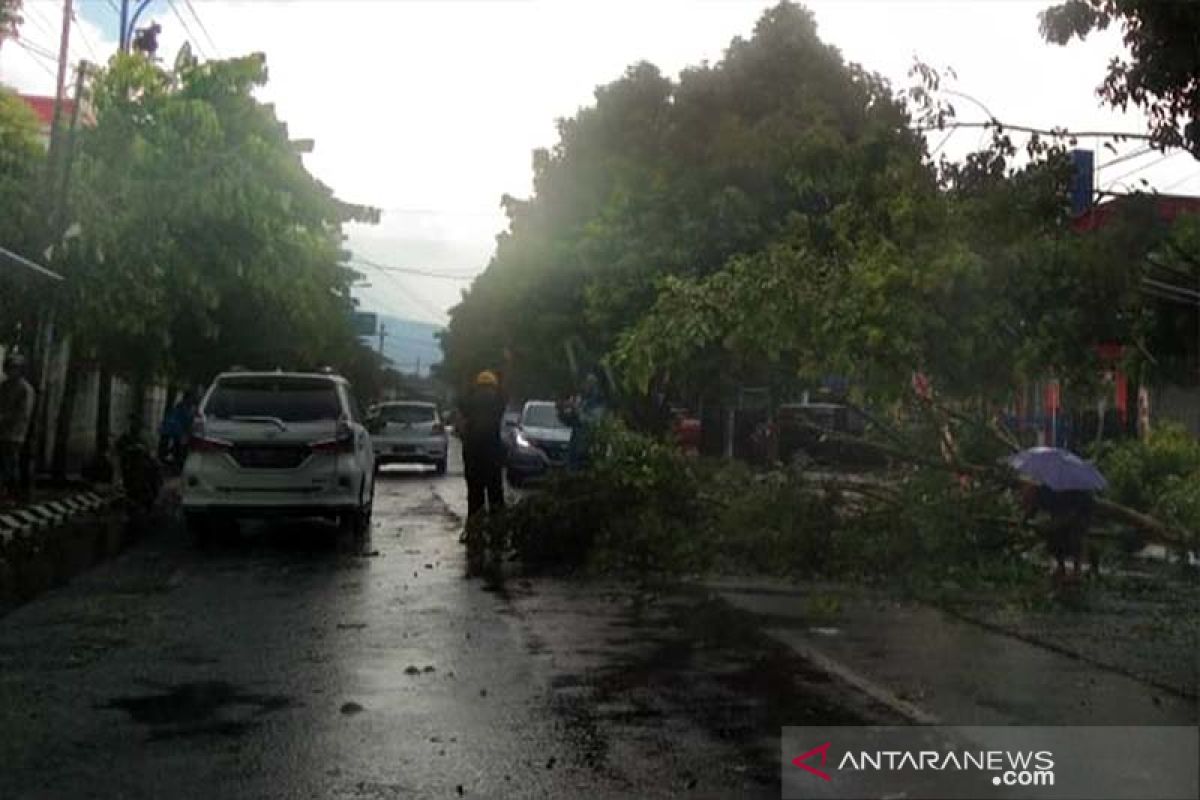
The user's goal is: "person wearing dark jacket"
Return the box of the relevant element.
[458,370,507,518]
[1022,483,1094,579]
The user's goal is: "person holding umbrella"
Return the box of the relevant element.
[1010,447,1106,580]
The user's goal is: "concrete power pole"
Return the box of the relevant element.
[377,323,387,356]
[25,0,74,485]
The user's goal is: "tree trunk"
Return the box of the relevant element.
[50,342,81,481]
[94,364,112,460]
[131,372,148,437]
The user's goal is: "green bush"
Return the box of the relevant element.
[1100,423,1200,511]
[830,470,1027,587]
[483,420,1039,584]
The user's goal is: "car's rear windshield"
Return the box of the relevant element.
[378,404,436,423]
[205,378,342,422]
[523,403,566,428]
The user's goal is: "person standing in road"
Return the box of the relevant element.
[457,370,507,518]
[560,372,606,470]
[0,353,35,504]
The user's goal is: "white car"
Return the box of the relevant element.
[181,370,375,541]
[367,401,449,474]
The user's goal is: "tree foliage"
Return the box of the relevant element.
[0,85,46,336]
[442,1,1197,423]
[0,0,20,41]
[442,3,929,402]
[60,52,378,386]
[1040,0,1200,156]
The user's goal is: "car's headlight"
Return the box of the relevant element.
[515,431,531,448]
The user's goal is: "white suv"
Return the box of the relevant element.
[181,371,375,541]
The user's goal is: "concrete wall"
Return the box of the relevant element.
[1151,383,1200,437]
[35,337,168,476]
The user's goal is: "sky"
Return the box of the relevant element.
[3,0,1198,328]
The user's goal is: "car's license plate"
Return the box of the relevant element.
[232,446,307,468]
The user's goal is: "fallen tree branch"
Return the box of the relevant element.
[792,423,1195,551]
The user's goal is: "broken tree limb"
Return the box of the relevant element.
[791,423,1195,552]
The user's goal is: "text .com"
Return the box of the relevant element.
[995,769,1055,788]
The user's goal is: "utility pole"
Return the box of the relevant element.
[377,323,387,356]
[49,63,90,479]
[24,0,74,488]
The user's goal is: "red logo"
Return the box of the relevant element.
[792,742,832,781]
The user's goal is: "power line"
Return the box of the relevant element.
[1100,151,1180,192]
[1096,145,1155,172]
[927,126,957,159]
[14,35,59,62]
[13,40,60,81]
[26,4,90,69]
[70,13,101,63]
[22,4,56,40]
[353,260,450,323]
[922,120,1156,143]
[182,0,219,56]
[1161,169,1200,193]
[378,206,502,217]
[166,0,209,60]
[350,255,476,282]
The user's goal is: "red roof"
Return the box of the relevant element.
[18,95,71,127]
[1073,194,1200,232]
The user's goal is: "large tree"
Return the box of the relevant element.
[64,52,377,387]
[1040,0,1200,156]
[440,2,930,404]
[0,86,46,340]
[46,50,380,472]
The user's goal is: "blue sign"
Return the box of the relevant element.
[1069,149,1094,217]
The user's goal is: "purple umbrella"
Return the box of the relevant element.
[1006,447,1107,492]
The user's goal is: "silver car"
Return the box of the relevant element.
[367,401,449,474]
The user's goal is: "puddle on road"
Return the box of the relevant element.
[103,680,294,740]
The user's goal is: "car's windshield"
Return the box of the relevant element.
[205,378,342,422]
[377,404,436,424]
[522,403,565,429]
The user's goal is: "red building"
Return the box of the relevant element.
[1074,193,1200,440]
[17,94,93,147]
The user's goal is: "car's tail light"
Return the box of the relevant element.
[188,415,232,452]
[190,434,233,452]
[311,422,355,454]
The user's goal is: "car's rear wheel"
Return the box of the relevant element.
[185,511,211,545]
[341,482,372,539]
[434,458,447,476]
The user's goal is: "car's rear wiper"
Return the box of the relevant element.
[229,415,288,431]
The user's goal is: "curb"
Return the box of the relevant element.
[0,492,118,550]
[758,628,940,724]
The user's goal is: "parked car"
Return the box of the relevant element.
[670,407,701,454]
[506,400,572,486]
[501,409,522,451]
[367,401,449,474]
[181,370,375,541]
[775,401,882,467]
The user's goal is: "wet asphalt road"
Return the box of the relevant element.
[0,451,884,799]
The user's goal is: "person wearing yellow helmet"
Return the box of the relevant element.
[457,368,507,519]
